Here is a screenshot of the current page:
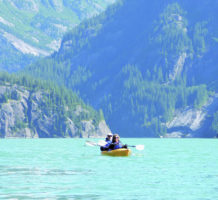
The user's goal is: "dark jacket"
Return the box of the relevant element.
[105,138,111,142]
[100,138,112,151]
[108,141,127,150]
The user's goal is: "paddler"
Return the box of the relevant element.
[105,133,113,143]
[107,134,127,150]
[100,133,113,151]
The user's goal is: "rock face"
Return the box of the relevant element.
[0,84,110,138]
[166,94,218,138]
[169,53,187,83]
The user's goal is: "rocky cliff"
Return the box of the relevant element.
[166,94,218,138]
[0,83,110,138]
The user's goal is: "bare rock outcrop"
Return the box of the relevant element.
[0,84,110,138]
[165,94,218,137]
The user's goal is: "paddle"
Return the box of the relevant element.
[128,145,144,151]
[85,140,107,147]
[86,140,144,151]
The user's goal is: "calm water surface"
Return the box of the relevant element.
[0,139,217,200]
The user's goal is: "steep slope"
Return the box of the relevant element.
[0,0,116,71]
[24,0,218,137]
[0,72,110,138]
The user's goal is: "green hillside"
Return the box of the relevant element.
[0,0,116,71]
[24,0,218,137]
[0,72,107,138]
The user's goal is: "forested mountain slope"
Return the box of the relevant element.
[0,72,110,138]
[24,0,218,137]
[0,0,115,71]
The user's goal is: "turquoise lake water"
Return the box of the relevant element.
[0,139,217,200]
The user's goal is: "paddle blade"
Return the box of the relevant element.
[135,145,144,151]
[85,140,97,147]
[98,140,107,146]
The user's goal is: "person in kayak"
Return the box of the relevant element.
[105,133,113,142]
[100,133,113,151]
[107,134,128,150]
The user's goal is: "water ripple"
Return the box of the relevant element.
[0,194,102,200]
[0,166,93,176]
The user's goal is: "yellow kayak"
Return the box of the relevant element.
[101,148,131,157]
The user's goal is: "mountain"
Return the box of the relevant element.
[0,0,116,71]
[0,72,110,138]
[24,0,218,137]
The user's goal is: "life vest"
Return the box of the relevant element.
[105,138,112,147]
[111,141,123,150]
[105,140,112,147]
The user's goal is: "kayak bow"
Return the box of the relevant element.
[101,148,131,157]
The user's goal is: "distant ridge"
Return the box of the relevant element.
[0,0,116,71]
[24,0,218,137]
